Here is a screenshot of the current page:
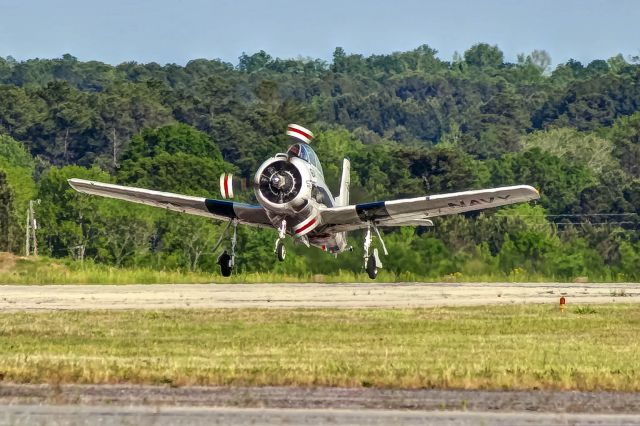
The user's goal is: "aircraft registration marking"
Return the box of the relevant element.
[447,195,510,208]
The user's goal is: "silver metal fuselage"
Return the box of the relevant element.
[254,153,347,254]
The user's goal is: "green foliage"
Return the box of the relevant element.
[37,166,114,259]
[0,170,18,251]
[0,47,638,281]
[118,124,234,195]
[0,135,36,252]
[605,111,640,177]
[464,43,504,68]
[489,148,595,213]
[522,128,616,176]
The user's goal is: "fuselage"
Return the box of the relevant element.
[254,143,347,253]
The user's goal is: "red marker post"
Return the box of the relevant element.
[560,296,566,313]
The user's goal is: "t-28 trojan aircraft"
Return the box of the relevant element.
[68,124,539,279]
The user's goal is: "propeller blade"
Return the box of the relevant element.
[287,124,314,144]
[219,173,234,199]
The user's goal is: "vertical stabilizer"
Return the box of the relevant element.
[335,158,350,207]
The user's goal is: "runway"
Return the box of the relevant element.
[4,405,640,426]
[2,385,640,425]
[0,282,638,311]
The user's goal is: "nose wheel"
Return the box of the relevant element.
[275,219,287,262]
[276,241,286,261]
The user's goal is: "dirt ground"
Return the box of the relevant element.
[0,282,638,311]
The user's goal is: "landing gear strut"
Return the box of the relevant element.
[275,219,286,261]
[363,222,388,280]
[217,219,237,277]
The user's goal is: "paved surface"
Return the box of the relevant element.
[2,385,640,413]
[0,282,639,311]
[1,385,640,425]
[4,405,640,426]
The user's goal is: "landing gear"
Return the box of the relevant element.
[274,219,287,262]
[218,251,233,277]
[363,222,387,280]
[276,241,286,261]
[217,219,237,277]
[366,252,378,279]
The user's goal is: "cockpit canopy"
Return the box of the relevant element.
[287,143,323,176]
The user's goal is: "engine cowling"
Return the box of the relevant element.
[254,155,312,213]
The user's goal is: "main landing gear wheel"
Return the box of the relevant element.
[218,251,233,277]
[276,240,286,261]
[366,253,378,279]
[215,219,238,277]
[363,222,387,280]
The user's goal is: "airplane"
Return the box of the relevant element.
[68,124,540,279]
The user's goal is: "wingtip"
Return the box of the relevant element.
[67,178,88,191]
[527,185,541,199]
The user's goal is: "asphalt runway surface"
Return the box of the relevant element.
[2,385,640,425]
[1,282,639,311]
[4,404,640,426]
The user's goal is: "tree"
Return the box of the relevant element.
[37,166,113,260]
[528,50,551,73]
[464,43,504,68]
[0,170,17,252]
[238,50,273,73]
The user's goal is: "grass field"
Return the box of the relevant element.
[0,305,639,391]
[0,253,624,284]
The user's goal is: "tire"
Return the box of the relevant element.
[276,241,286,261]
[220,262,232,277]
[366,253,378,279]
[218,252,233,277]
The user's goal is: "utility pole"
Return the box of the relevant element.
[30,200,38,256]
[25,206,30,256]
[25,199,40,256]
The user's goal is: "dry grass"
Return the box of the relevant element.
[0,305,639,391]
[0,252,17,273]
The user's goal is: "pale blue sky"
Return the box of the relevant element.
[1,0,638,67]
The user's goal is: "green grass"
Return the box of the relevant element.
[0,305,639,391]
[0,254,629,284]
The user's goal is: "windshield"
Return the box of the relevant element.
[287,144,323,176]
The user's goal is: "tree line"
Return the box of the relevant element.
[0,43,639,280]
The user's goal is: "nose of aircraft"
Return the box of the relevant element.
[271,174,285,189]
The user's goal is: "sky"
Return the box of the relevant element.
[1,0,639,67]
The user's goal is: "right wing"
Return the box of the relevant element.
[320,185,539,232]
[68,179,272,228]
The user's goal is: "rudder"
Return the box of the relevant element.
[335,158,350,207]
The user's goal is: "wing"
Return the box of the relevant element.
[319,185,539,232]
[68,179,272,228]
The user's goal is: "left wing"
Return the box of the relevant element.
[319,185,539,232]
[68,179,272,228]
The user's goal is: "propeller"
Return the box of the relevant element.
[219,173,234,199]
[258,160,302,204]
[255,124,313,204]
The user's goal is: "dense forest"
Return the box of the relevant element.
[1,43,639,280]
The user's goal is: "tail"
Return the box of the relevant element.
[334,158,351,254]
[335,158,350,207]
